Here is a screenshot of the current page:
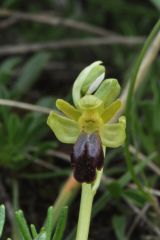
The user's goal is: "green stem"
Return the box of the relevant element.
[76,183,94,240]
[12,177,19,240]
[76,148,105,240]
[76,170,103,240]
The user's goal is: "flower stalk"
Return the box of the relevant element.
[76,148,105,240]
[76,183,94,240]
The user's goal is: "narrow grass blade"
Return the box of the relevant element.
[52,207,68,240]
[13,52,51,97]
[46,206,54,240]
[15,210,32,240]
[30,224,38,238]
[125,19,160,193]
[112,215,126,240]
[0,205,5,238]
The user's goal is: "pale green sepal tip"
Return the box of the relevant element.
[100,116,126,148]
[81,65,105,94]
[94,78,121,107]
[72,61,102,107]
[47,111,80,144]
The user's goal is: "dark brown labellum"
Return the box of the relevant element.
[71,132,104,183]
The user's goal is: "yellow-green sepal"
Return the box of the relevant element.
[94,78,120,107]
[101,99,121,123]
[56,99,81,121]
[100,116,126,148]
[72,61,103,107]
[47,111,80,143]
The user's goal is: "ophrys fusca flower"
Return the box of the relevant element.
[47,61,126,183]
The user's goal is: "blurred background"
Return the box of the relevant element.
[0,0,160,239]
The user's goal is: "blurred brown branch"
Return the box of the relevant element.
[0,9,124,37]
[0,36,144,55]
[0,99,51,114]
[0,16,18,29]
[127,202,160,237]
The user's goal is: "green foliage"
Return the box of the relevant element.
[112,215,126,240]
[13,52,51,97]
[16,207,68,240]
[52,207,68,240]
[0,205,5,238]
[0,107,55,168]
[0,53,57,169]
[0,206,68,240]
[0,57,21,85]
[15,210,32,240]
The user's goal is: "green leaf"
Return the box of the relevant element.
[15,210,32,240]
[13,52,51,97]
[0,57,21,84]
[112,215,126,240]
[30,224,38,238]
[119,152,157,187]
[107,182,123,200]
[123,189,147,207]
[0,205,5,238]
[52,207,68,240]
[45,207,54,240]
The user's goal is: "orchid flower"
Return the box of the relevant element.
[47,61,126,183]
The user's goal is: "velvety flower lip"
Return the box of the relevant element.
[71,132,104,183]
[47,61,126,183]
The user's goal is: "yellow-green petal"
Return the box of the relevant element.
[94,78,120,107]
[100,116,126,148]
[56,99,81,121]
[101,99,121,123]
[47,111,80,144]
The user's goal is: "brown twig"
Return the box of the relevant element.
[129,145,160,176]
[46,150,70,162]
[0,36,144,56]
[0,9,125,37]
[0,99,52,114]
[0,16,18,29]
[127,201,160,237]
[126,203,150,239]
